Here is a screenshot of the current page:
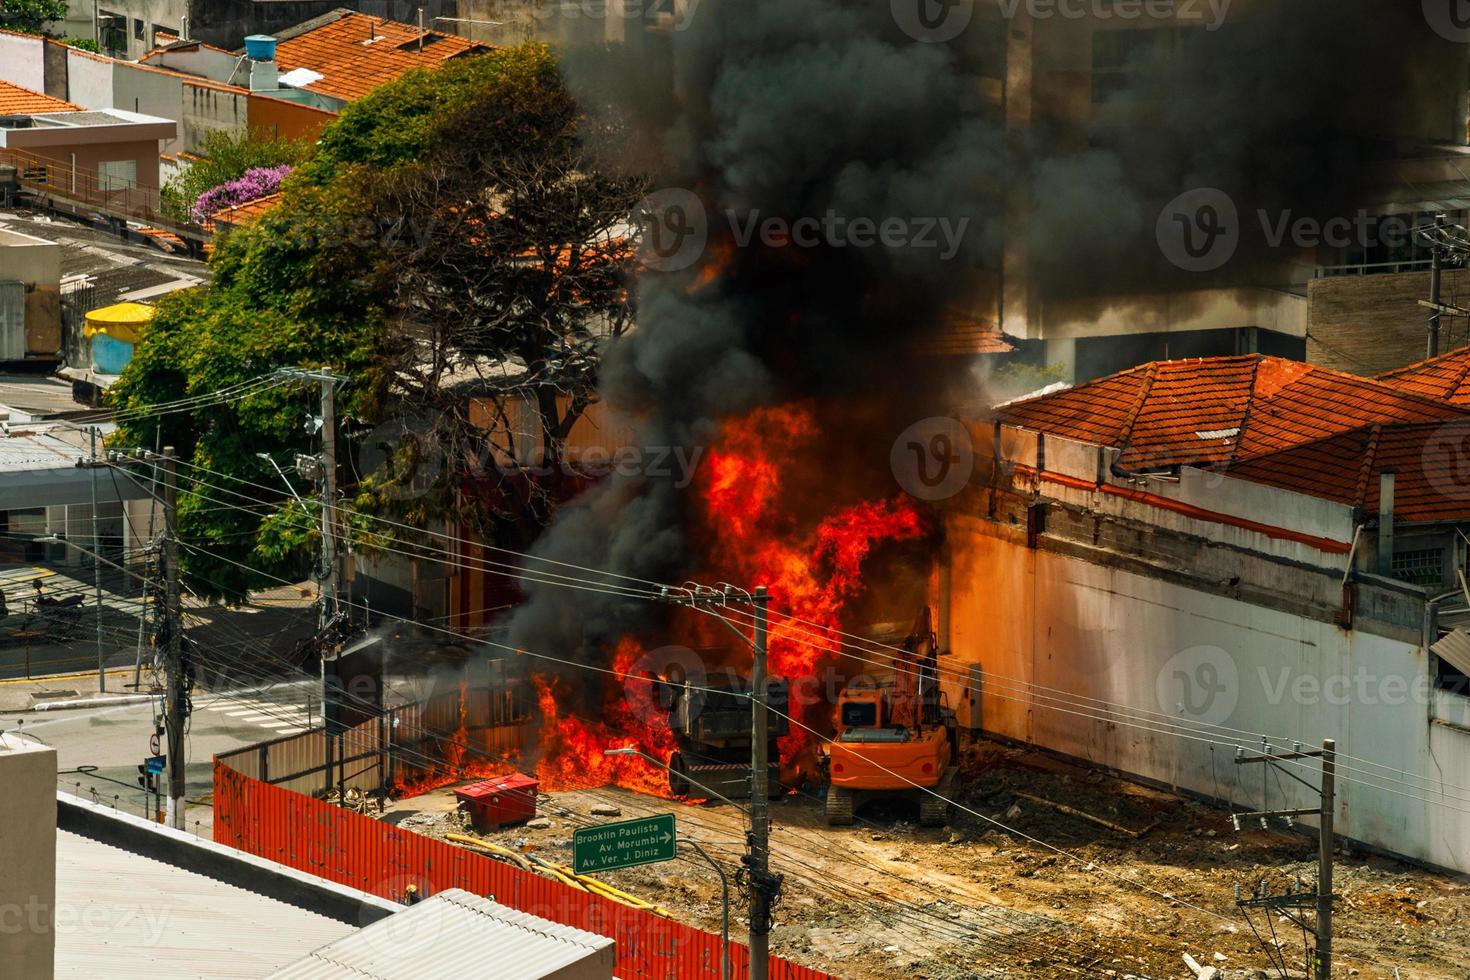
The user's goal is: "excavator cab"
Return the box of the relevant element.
[825,607,959,827]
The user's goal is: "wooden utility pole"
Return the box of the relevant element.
[161,447,186,830]
[1233,738,1337,980]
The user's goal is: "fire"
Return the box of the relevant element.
[699,403,925,766]
[531,638,684,799]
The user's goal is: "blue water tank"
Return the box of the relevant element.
[244,35,277,61]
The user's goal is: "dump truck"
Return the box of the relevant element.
[665,672,789,802]
[824,607,958,826]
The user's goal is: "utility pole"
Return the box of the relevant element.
[161,447,186,830]
[664,583,782,980]
[89,426,105,692]
[1233,738,1337,980]
[748,585,771,980]
[319,371,338,629]
[1429,225,1443,359]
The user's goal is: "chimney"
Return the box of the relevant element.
[180,15,189,42]
[1377,470,1396,576]
[418,7,425,53]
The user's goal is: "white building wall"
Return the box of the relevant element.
[946,516,1470,874]
[0,32,46,91]
[64,50,114,109]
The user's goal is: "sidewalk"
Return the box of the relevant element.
[0,667,152,713]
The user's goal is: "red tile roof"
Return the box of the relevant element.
[1226,420,1470,523]
[1376,347,1470,406]
[274,11,489,103]
[205,192,284,231]
[998,354,1470,472]
[0,80,78,115]
[919,309,1015,356]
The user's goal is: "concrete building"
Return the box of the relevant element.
[81,0,456,61]
[921,4,1470,382]
[942,354,1470,874]
[0,226,62,361]
[0,30,336,172]
[0,80,176,194]
[0,732,57,980]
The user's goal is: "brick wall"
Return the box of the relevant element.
[1307,269,1470,376]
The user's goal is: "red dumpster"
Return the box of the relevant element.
[453,774,538,830]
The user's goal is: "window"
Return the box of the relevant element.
[98,11,127,57]
[1091,27,1190,105]
[1392,547,1445,587]
[133,17,144,41]
[1436,654,1470,697]
[97,160,137,192]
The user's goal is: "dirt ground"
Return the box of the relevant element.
[378,738,1469,979]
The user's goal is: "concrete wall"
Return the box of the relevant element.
[0,732,57,980]
[181,82,249,153]
[64,49,115,109]
[0,31,46,92]
[0,229,62,357]
[247,93,334,143]
[943,513,1470,874]
[111,63,187,157]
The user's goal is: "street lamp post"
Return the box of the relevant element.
[604,745,734,980]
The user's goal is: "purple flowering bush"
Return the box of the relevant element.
[190,165,292,223]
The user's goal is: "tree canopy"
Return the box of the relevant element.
[111,44,644,603]
[0,0,66,33]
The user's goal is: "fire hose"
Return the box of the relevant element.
[445,833,673,917]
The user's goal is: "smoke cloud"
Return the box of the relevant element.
[508,0,1466,659]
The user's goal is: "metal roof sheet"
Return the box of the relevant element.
[55,830,357,979]
[267,888,615,980]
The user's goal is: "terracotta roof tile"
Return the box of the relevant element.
[206,192,284,231]
[1227,419,1470,523]
[0,80,78,116]
[1376,347,1470,405]
[274,12,490,103]
[919,309,1015,356]
[997,354,1470,472]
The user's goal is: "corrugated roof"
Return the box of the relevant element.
[273,11,489,103]
[55,830,357,979]
[0,79,78,115]
[1376,346,1470,405]
[267,888,614,979]
[998,354,1470,471]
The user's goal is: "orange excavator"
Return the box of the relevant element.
[824,607,958,826]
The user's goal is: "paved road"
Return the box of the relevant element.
[4,678,318,836]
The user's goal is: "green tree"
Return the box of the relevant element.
[0,0,65,33]
[112,45,643,602]
[159,129,309,224]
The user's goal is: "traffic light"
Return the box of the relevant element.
[136,764,158,794]
[137,755,165,794]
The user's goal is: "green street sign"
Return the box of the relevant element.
[572,813,676,874]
